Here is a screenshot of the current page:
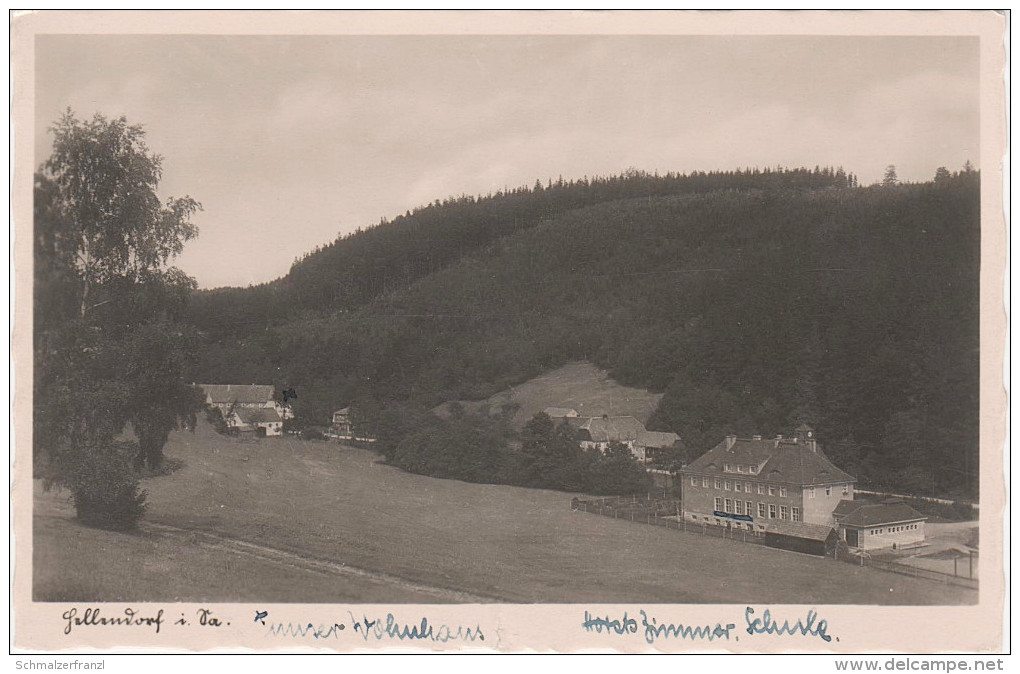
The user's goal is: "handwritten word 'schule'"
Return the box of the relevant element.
[744,607,832,642]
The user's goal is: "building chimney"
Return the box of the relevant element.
[725,434,737,450]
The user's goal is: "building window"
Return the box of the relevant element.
[714,497,722,511]
[780,505,789,520]
[768,504,777,519]
[758,503,766,518]
[746,501,753,517]
[715,479,722,490]
[734,482,742,493]
[724,498,733,513]
[779,486,788,497]
[724,480,731,491]
[825,486,832,496]
[735,500,744,515]
[842,484,850,495]
[724,463,731,472]
[749,465,758,474]
[768,485,776,496]
[757,484,765,495]
[703,477,709,488]
[691,476,698,487]
[737,464,745,473]
[807,487,815,499]
[792,507,801,522]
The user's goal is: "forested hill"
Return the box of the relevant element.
[188,167,857,341]
[186,167,980,499]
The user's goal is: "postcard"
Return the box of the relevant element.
[11,9,1008,655]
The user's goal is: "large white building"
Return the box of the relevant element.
[680,425,856,532]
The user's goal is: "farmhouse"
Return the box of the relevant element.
[567,415,680,463]
[200,384,294,420]
[832,499,927,551]
[680,425,856,533]
[229,407,284,437]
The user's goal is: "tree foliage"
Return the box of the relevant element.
[42,111,200,318]
[35,111,204,527]
[388,410,650,495]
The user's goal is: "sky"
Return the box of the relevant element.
[34,35,980,289]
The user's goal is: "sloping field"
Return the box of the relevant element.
[34,421,973,604]
[436,361,664,429]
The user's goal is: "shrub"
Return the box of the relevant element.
[204,405,228,435]
[63,441,147,530]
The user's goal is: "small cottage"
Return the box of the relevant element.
[229,407,284,437]
[834,499,927,551]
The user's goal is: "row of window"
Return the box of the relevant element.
[722,462,759,474]
[690,476,850,498]
[712,497,802,522]
[693,476,789,496]
[869,524,920,535]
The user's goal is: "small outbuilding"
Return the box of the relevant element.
[762,520,839,557]
[835,499,927,551]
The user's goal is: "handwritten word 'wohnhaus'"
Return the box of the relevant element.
[262,611,485,645]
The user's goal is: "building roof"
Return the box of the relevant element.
[833,499,870,516]
[568,415,646,443]
[764,519,836,541]
[683,433,855,486]
[839,502,927,528]
[202,384,275,405]
[543,407,579,418]
[637,430,680,448]
[235,407,282,424]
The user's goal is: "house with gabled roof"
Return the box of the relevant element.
[200,383,294,421]
[680,425,856,532]
[229,407,284,437]
[833,498,927,550]
[567,415,680,463]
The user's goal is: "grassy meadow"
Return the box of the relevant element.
[34,421,974,604]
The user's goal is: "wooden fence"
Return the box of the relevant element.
[570,496,766,545]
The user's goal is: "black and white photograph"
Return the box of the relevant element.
[12,10,1007,655]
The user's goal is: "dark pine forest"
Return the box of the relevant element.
[186,166,980,500]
